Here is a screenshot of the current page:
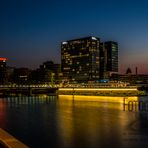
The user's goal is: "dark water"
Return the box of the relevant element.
[0,95,148,148]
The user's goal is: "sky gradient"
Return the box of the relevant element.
[0,0,148,74]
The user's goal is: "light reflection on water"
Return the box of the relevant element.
[0,95,148,148]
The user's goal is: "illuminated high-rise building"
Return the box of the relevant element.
[103,41,118,78]
[61,36,100,82]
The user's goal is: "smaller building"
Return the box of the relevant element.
[0,58,7,84]
[12,68,31,84]
[119,74,148,84]
[103,41,118,78]
[110,71,148,85]
[30,61,61,84]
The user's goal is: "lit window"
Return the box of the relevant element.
[64,67,70,70]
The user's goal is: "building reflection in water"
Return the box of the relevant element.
[5,95,55,107]
[0,99,7,129]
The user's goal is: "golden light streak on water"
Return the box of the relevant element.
[58,95,138,104]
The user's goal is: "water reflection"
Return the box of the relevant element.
[56,95,148,148]
[5,95,56,107]
[0,95,148,148]
[0,99,7,129]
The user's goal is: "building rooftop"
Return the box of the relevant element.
[62,36,100,44]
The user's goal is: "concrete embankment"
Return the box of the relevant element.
[0,128,28,148]
[58,87,145,96]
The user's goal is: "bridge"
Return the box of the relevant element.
[0,84,145,96]
[0,85,58,96]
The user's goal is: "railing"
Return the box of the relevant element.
[0,84,137,89]
[0,84,56,88]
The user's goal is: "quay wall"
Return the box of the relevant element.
[58,88,145,96]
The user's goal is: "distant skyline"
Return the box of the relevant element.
[1,0,148,74]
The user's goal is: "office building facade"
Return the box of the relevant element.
[103,41,118,78]
[61,36,100,82]
[99,42,105,79]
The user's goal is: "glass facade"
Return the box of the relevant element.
[61,36,100,82]
[104,41,118,78]
[61,37,118,81]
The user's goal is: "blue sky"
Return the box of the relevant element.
[0,0,148,73]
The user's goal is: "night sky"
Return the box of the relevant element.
[0,0,148,74]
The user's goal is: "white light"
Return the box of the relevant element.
[62,42,68,45]
[91,37,97,40]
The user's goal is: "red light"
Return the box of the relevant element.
[0,58,7,61]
